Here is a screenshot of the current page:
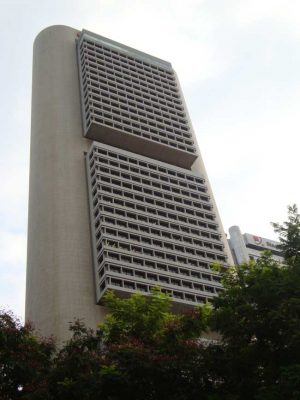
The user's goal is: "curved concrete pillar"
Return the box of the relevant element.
[26,25,106,342]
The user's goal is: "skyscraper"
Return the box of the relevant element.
[26,25,232,342]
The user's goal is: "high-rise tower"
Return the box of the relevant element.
[26,26,232,342]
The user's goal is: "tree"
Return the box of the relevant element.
[0,310,55,400]
[46,320,104,400]
[272,204,300,263]
[208,205,300,399]
[48,288,214,400]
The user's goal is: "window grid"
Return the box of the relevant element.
[93,161,209,199]
[93,185,218,230]
[98,262,222,305]
[97,220,224,254]
[95,210,222,243]
[78,35,198,159]
[95,245,222,283]
[89,145,206,185]
[96,227,225,262]
[87,143,227,306]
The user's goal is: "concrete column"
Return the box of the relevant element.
[228,226,249,264]
[26,25,106,342]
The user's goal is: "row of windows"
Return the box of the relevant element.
[83,77,186,120]
[99,276,217,304]
[82,71,185,118]
[97,249,222,282]
[81,46,176,87]
[86,110,194,154]
[83,94,194,153]
[88,94,189,135]
[96,238,224,273]
[96,211,221,243]
[83,73,179,123]
[92,158,206,195]
[80,46,173,84]
[97,237,225,264]
[80,39,175,81]
[84,74,184,118]
[93,186,218,231]
[100,264,220,293]
[90,146,204,184]
[98,224,223,253]
[85,64,182,106]
[88,110,195,153]
[85,78,184,120]
[92,179,213,222]
[91,168,209,207]
[93,163,208,201]
[101,263,221,285]
[85,62,178,104]
[94,196,215,236]
[87,96,191,143]
[85,60,179,98]
[93,186,217,230]
[80,41,174,77]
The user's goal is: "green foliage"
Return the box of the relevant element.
[100,287,174,345]
[209,206,300,399]
[0,310,55,400]
[97,288,213,399]
[272,204,300,263]
[42,288,213,400]
[47,321,104,400]
[101,288,210,344]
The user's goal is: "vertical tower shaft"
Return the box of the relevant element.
[26,26,106,341]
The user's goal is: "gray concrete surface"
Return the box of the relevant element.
[26,25,106,343]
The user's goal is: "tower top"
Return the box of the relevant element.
[78,29,172,70]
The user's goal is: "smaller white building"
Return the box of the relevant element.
[228,226,283,265]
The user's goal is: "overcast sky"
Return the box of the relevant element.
[1,0,300,318]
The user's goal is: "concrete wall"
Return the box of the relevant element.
[26,25,106,343]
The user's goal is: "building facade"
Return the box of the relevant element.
[26,26,232,342]
[228,225,283,265]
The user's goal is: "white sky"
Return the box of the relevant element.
[0,0,300,318]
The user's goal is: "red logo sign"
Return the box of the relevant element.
[253,235,262,245]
